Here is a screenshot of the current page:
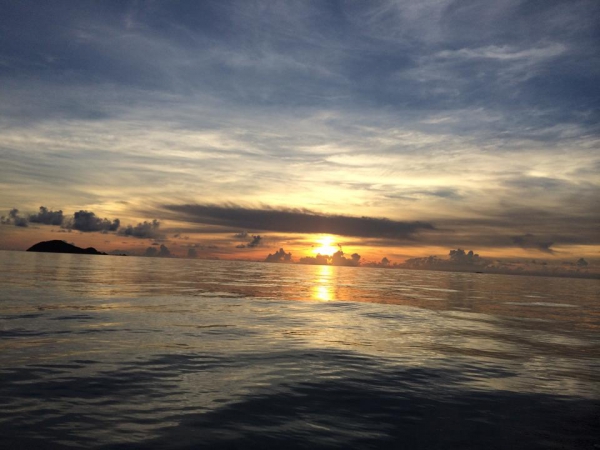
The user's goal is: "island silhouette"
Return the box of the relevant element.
[26,240,107,255]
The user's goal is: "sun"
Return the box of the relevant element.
[313,235,338,255]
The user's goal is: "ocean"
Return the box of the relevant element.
[0,250,598,449]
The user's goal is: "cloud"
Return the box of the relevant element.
[144,247,158,257]
[512,234,554,254]
[247,235,262,248]
[299,254,330,265]
[1,208,28,227]
[163,204,434,239]
[265,248,292,263]
[158,244,171,257]
[120,219,161,239]
[144,244,171,257]
[331,248,361,267]
[403,249,489,270]
[297,247,360,267]
[65,210,120,232]
[28,206,64,225]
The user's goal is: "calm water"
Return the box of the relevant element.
[0,251,598,449]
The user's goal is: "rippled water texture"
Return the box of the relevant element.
[1,251,598,449]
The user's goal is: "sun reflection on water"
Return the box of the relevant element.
[313,265,334,301]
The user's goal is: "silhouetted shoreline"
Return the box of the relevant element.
[26,240,107,255]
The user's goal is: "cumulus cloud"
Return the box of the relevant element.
[144,244,171,257]
[298,247,360,266]
[331,248,361,267]
[299,253,330,265]
[120,219,161,239]
[404,249,489,270]
[247,235,262,248]
[163,204,434,239]
[265,248,292,263]
[235,234,263,249]
[28,206,64,225]
[65,210,120,232]
[512,234,554,254]
[363,257,396,268]
[1,208,28,227]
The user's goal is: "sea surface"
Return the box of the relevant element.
[0,250,598,449]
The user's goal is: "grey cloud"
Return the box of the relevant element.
[144,244,171,257]
[299,254,330,266]
[65,210,120,233]
[512,234,554,254]
[265,248,292,263]
[144,247,158,257]
[364,257,395,268]
[28,206,64,225]
[331,249,361,267]
[404,249,490,270]
[120,219,161,239]
[163,204,434,240]
[1,209,28,227]
[386,188,462,201]
[158,244,171,257]
[297,248,360,267]
[576,258,588,267]
[247,235,262,248]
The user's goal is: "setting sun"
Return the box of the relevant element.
[313,235,338,255]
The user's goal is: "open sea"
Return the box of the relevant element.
[0,250,598,449]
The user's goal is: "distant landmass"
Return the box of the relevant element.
[26,240,107,255]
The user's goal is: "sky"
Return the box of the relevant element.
[0,0,598,270]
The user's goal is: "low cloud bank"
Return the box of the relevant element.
[163,204,434,239]
[2,205,160,239]
[403,249,489,270]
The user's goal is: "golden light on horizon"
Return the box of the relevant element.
[313,235,338,256]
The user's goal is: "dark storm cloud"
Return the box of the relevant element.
[119,220,161,239]
[65,210,120,233]
[28,206,64,225]
[162,204,434,239]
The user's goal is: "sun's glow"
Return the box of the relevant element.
[313,235,338,255]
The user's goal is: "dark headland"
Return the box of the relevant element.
[26,240,107,255]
